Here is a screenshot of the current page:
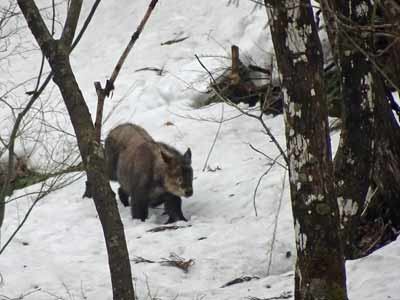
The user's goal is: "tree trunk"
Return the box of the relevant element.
[378,0,400,91]
[321,0,400,259]
[51,54,136,300]
[17,1,135,299]
[264,1,348,299]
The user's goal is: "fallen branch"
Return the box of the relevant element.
[160,253,194,273]
[220,276,260,288]
[131,253,195,274]
[247,291,292,300]
[134,66,165,75]
[147,224,192,233]
[160,36,189,46]
[248,64,271,75]
[131,256,156,264]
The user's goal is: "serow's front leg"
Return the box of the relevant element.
[163,193,187,224]
[118,187,130,207]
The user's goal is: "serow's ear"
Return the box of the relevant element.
[183,148,191,163]
[161,149,174,165]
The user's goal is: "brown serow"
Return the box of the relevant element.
[104,123,193,223]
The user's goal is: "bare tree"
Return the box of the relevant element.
[16,1,135,299]
[264,0,348,299]
[320,0,400,259]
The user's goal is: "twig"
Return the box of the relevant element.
[131,256,156,264]
[144,275,162,300]
[94,0,159,142]
[0,64,52,228]
[361,222,389,256]
[267,170,287,276]
[1,189,43,255]
[202,104,224,172]
[0,0,102,227]
[248,143,287,170]
[361,185,379,217]
[134,67,165,75]
[70,0,102,50]
[160,36,189,46]
[0,287,42,300]
[0,173,82,255]
[253,154,282,216]
[147,224,192,233]
[248,64,271,75]
[194,54,289,166]
[220,276,260,288]
[160,253,194,273]
[247,291,292,300]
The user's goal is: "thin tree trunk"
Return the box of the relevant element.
[17,1,135,299]
[264,1,348,299]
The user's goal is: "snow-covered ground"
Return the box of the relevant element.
[1,1,399,299]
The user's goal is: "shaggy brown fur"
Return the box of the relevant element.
[105,123,193,222]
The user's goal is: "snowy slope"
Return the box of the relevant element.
[1,1,399,299]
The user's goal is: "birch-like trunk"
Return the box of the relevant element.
[264,1,348,299]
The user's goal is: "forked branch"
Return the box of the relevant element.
[94,0,159,142]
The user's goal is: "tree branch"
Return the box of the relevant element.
[106,0,159,95]
[94,0,159,142]
[61,0,83,47]
[71,0,101,50]
[16,0,53,54]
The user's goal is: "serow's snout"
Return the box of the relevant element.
[185,188,193,197]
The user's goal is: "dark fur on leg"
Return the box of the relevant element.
[131,198,149,221]
[131,186,150,221]
[118,187,130,207]
[163,193,187,223]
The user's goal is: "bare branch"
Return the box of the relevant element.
[252,153,281,216]
[194,54,289,166]
[107,0,159,94]
[0,71,52,228]
[94,0,159,142]
[71,0,101,50]
[1,172,82,255]
[16,0,53,54]
[61,0,82,47]
[202,104,224,172]
[266,170,286,276]
[1,0,103,227]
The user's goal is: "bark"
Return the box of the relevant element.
[17,1,135,299]
[264,1,348,299]
[378,0,400,91]
[321,0,400,259]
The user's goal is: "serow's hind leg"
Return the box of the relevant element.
[164,193,187,224]
[118,187,130,207]
[131,187,149,221]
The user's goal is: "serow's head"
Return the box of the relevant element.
[162,148,193,198]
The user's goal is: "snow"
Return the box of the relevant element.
[1,1,399,299]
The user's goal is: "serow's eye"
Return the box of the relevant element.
[177,177,183,185]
